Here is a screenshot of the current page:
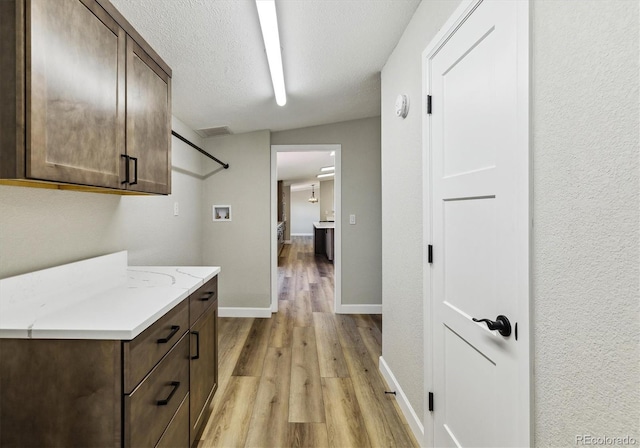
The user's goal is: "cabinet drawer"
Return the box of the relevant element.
[189,276,218,326]
[123,299,188,393]
[125,334,189,448]
[156,392,189,448]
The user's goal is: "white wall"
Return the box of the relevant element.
[201,130,272,309]
[380,0,461,422]
[531,0,639,444]
[381,0,640,444]
[290,189,320,235]
[272,117,382,306]
[120,116,207,267]
[0,116,206,279]
[319,179,334,221]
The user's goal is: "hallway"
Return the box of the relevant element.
[196,236,418,447]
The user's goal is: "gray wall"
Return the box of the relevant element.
[381,0,639,443]
[319,179,334,221]
[290,189,319,235]
[381,0,461,421]
[272,117,382,306]
[0,116,206,279]
[202,130,272,309]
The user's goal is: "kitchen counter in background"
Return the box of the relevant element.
[313,221,335,230]
[313,221,335,261]
[0,251,220,340]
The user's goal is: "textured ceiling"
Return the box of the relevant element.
[109,0,420,134]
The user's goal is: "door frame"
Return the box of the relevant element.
[421,0,532,446]
[270,144,342,313]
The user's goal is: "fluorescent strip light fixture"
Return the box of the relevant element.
[317,173,335,179]
[256,0,286,106]
[320,166,335,172]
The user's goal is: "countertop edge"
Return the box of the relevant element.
[0,263,221,340]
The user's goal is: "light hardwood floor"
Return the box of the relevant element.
[196,236,418,448]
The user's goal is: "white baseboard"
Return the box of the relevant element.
[218,307,273,318]
[379,356,424,444]
[290,233,313,236]
[335,303,382,314]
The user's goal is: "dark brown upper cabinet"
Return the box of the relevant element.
[125,36,171,194]
[0,0,172,195]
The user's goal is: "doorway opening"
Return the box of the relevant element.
[270,144,342,313]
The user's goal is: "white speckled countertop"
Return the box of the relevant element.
[313,221,335,229]
[0,251,220,340]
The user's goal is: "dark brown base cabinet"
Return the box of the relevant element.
[189,276,219,445]
[0,279,218,448]
[0,0,171,195]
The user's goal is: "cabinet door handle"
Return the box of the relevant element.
[121,154,130,184]
[191,331,200,360]
[129,156,138,185]
[199,291,215,301]
[157,325,180,344]
[156,381,180,406]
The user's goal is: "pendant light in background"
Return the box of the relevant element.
[308,184,318,203]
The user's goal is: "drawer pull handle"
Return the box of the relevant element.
[121,154,129,184]
[156,381,180,406]
[191,331,200,360]
[199,291,216,301]
[157,325,180,344]
[129,156,138,185]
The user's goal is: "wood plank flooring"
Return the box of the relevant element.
[197,236,418,448]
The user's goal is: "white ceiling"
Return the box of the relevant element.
[109,0,420,134]
[277,150,334,190]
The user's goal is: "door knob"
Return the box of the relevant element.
[472,315,511,337]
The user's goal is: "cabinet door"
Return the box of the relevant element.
[0,339,122,448]
[27,0,125,188]
[189,305,217,445]
[126,36,171,194]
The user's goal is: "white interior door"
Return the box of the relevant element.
[426,1,530,447]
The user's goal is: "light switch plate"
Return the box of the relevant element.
[349,214,356,225]
[173,202,179,216]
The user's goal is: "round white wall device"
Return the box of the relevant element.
[395,94,409,118]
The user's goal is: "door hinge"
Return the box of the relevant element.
[428,245,433,264]
[427,95,432,114]
[429,392,434,412]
